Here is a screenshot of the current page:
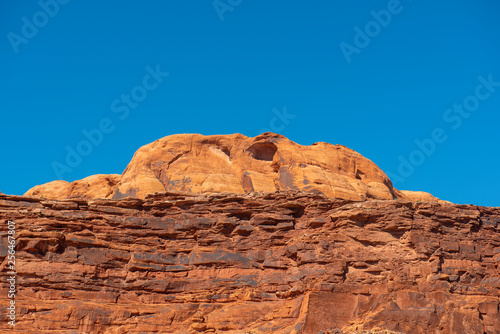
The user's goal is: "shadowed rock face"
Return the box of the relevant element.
[1,191,498,333]
[24,133,441,203]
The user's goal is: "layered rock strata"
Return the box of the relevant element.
[0,191,498,333]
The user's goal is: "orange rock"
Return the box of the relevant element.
[396,190,446,203]
[24,133,444,202]
[111,132,399,200]
[0,191,497,333]
[25,174,120,200]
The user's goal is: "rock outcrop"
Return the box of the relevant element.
[26,174,121,200]
[0,191,498,333]
[24,133,441,203]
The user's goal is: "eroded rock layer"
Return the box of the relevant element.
[24,133,441,202]
[0,191,498,333]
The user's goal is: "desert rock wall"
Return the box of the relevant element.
[0,191,498,333]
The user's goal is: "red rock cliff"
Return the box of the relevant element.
[0,191,498,333]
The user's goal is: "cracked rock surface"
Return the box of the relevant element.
[0,191,498,333]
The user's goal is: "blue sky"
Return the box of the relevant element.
[1,0,499,206]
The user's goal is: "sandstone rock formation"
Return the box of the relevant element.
[396,190,442,203]
[24,133,441,203]
[0,191,498,333]
[26,174,121,200]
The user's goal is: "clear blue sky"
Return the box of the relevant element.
[1,0,499,207]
